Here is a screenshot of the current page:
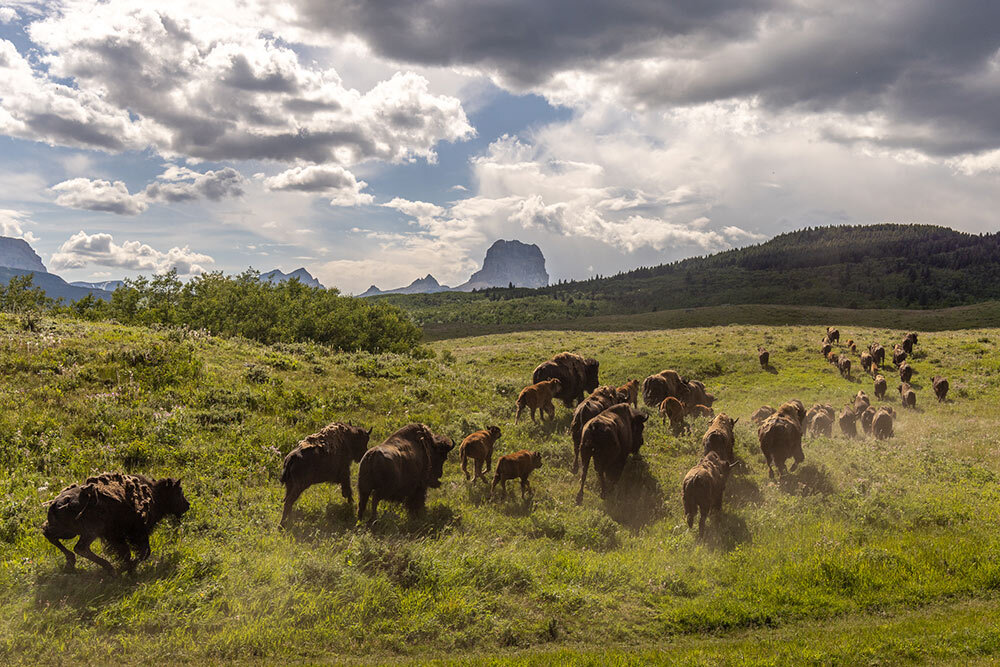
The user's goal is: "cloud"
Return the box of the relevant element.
[0,208,40,243]
[50,231,214,275]
[50,165,246,214]
[50,178,148,215]
[263,165,373,206]
[0,8,19,23]
[5,3,473,165]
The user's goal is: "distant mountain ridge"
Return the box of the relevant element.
[260,267,323,288]
[71,279,126,292]
[361,239,549,296]
[0,237,47,272]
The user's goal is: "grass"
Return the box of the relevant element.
[1,313,1000,663]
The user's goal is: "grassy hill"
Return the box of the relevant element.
[380,224,1000,332]
[1,314,1000,663]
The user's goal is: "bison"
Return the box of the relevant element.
[642,369,689,408]
[901,337,913,355]
[905,332,919,348]
[576,404,648,505]
[279,422,373,527]
[870,343,886,367]
[659,396,688,436]
[898,382,916,409]
[853,391,870,413]
[685,380,716,413]
[839,405,858,438]
[702,413,738,464]
[682,451,731,536]
[491,450,542,500]
[892,344,907,367]
[758,347,770,368]
[860,350,874,373]
[860,405,877,435]
[532,352,599,407]
[357,423,454,522]
[688,404,715,419]
[872,406,895,440]
[806,403,835,424]
[821,342,833,358]
[898,361,913,383]
[617,379,639,407]
[932,375,949,402]
[459,426,502,483]
[874,374,888,400]
[751,405,776,425]
[847,339,856,353]
[827,327,840,343]
[777,399,807,426]
[838,355,852,379]
[570,385,629,473]
[809,411,833,437]
[43,472,189,574]
[515,378,561,424]
[758,410,804,478]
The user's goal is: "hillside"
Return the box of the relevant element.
[1,314,1000,662]
[380,224,1000,330]
[0,267,111,302]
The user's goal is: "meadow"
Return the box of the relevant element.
[1,312,1000,664]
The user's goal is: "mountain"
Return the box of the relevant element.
[0,267,111,302]
[71,279,126,292]
[456,239,548,291]
[360,274,451,297]
[0,237,47,272]
[378,224,1000,329]
[260,268,323,288]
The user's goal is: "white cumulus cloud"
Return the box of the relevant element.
[50,230,214,275]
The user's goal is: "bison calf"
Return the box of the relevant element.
[659,396,688,436]
[682,451,731,536]
[932,375,949,402]
[491,450,543,500]
[515,378,561,424]
[43,473,189,574]
[460,426,502,483]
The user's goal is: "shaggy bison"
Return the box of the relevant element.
[860,350,874,373]
[570,385,629,473]
[758,347,769,368]
[491,450,542,500]
[43,473,189,574]
[839,405,858,438]
[778,399,807,426]
[853,391,870,413]
[874,374,888,400]
[642,370,689,408]
[758,408,804,478]
[838,355,852,379]
[898,361,913,383]
[827,327,840,343]
[898,382,916,409]
[702,413,738,464]
[357,424,454,522]
[279,422,373,527]
[659,396,688,436]
[892,345,907,367]
[905,332,919,349]
[515,378,561,424]
[821,342,833,358]
[933,375,949,402]
[460,426,502,483]
[870,343,886,367]
[860,405,877,435]
[751,405,776,425]
[682,451,731,536]
[873,407,895,440]
[809,411,833,437]
[532,352,599,407]
[576,404,648,505]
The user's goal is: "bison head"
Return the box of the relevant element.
[487,425,502,441]
[155,478,190,517]
[426,434,454,488]
[530,451,543,470]
[629,409,648,453]
[344,425,373,462]
[583,358,600,392]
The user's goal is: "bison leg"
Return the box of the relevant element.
[576,451,592,505]
[698,508,707,537]
[280,484,305,528]
[106,537,137,574]
[490,473,501,499]
[764,453,775,479]
[597,469,608,500]
[43,523,76,571]
[74,535,115,574]
[461,451,471,480]
[474,458,486,483]
[520,477,532,500]
[514,405,523,424]
[572,441,581,475]
[340,473,353,504]
[405,488,427,518]
[357,487,374,523]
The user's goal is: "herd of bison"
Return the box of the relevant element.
[42,327,952,574]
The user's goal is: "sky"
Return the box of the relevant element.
[1,1,999,294]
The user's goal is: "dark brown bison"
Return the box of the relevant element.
[659,396,688,436]
[642,369,689,408]
[751,405,776,425]
[806,403,835,425]
[904,332,919,348]
[870,343,886,367]
[617,379,639,407]
[515,378,561,424]
[826,350,839,365]
[460,426,502,483]
[491,450,542,500]
[702,413,738,463]
[826,327,840,343]
[682,451,731,536]
[758,410,804,478]
[898,361,913,383]
[932,375,949,402]
[847,339,856,352]
[898,382,916,409]
[758,347,769,368]
[860,405,877,435]
[901,337,913,355]
[809,411,833,437]
[838,355,852,379]
[839,405,858,438]
[821,342,833,358]
[873,406,895,440]
[853,391,870,413]
[43,473,189,574]
[684,380,716,413]
[576,404,648,505]
[874,374,887,400]
[357,424,454,522]
[532,352,599,407]
[279,422,372,527]
[860,350,874,373]
[688,404,715,419]
[570,385,629,473]
[892,344,907,367]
